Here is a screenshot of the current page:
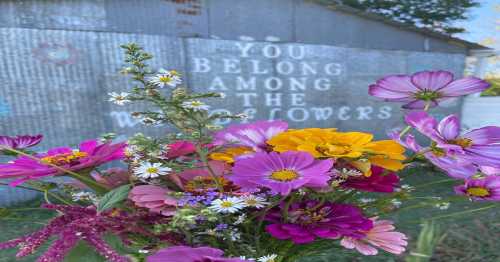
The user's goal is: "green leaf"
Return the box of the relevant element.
[97,184,131,212]
[0,208,11,218]
[64,241,107,262]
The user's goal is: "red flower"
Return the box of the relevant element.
[342,166,399,193]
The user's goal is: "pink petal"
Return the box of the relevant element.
[440,76,490,97]
[437,115,460,140]
[411,70,453,91]
[368,85,414,101]
[463,126,500,145]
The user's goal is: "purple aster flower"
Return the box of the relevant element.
[369,70,490,109]
[0,134,43,151]
[214,120,288,151]
[0,139,126,186]
[455,176,500,201]
[147,246,248,262]
[405,111,500,168]
[230,151,334,195]
[265,201,373,244]
[389,132,477,179]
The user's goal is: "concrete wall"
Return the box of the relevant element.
[0,0,468,205]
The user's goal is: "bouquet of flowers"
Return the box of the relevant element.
[0,43,498,262]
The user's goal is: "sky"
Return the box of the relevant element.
[455,0,500,77]
[456,0,499,49]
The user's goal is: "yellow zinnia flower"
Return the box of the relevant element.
[267,128,406,175]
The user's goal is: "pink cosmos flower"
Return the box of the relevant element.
[214,120,288,151]
[0,134,43,150]
[389,132,477,179]
[147,246,248,262]
[369,70,490,109]
[0,139,126,186]
[341,217,408,256]
[129,185,177,216]
[454,176,500,201]
[164,140,196,159]
[342,166,399,193]
[265,201,373,244]
[230,151,334,195]
[405,111,500,168]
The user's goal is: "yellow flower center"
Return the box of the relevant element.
[449,138,473,148]
[466,187,490,197]
[146,167,159,174]
[270,169,298,182]
[41,151,88,166]
[221,201,234,208]
[159,75,172,83]
[245,199,258,206]
[316,143,351,156]
[170,70,181,76]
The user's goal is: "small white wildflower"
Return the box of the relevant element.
[72,191,98,203]
[218,92,226,99]
[359,198,376,204]
[181,100,210,111]
[134,162,172,179]
[209,197,244,214]
[258,254,278,262]
[240,256,255,261]
[141,117,160,126]
[108,92,131,106]
[435,202,450,210]
[390,199,402,208]
[138,250,149,254]
[234,214,246,225]
[400,184,415,192]
[147,69,182,88]
[234,113,248,119]
[241,195,269,209]
[338,168,363,179]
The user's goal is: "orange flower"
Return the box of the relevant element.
[209,147,254,164]
[267,129,405,175]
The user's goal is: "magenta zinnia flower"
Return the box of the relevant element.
[129,185,177,216]
[0,134,43,151]
[405,111,500,168]
[454,176,500,201]
[230,151,334,195]
[369,70,490,109]
[147,246,248,262]
[214,120,288,151]
[265,201,373,244]
[0,139,126,186]
[342,166,399,193]
[341,217,408,256]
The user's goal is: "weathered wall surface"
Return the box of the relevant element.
[0,0,468,205]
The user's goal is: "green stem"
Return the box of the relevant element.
[409,204,499,223]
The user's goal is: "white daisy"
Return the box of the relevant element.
[108,92,131,105]
[181,100,210,111]
[209,197,244,214]
[241,195,269,209]
[134,162,171,179]
[234,214,246,225]
[147,69,182,88]
[258,254,278,262]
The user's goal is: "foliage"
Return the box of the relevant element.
[312,0,480,34]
